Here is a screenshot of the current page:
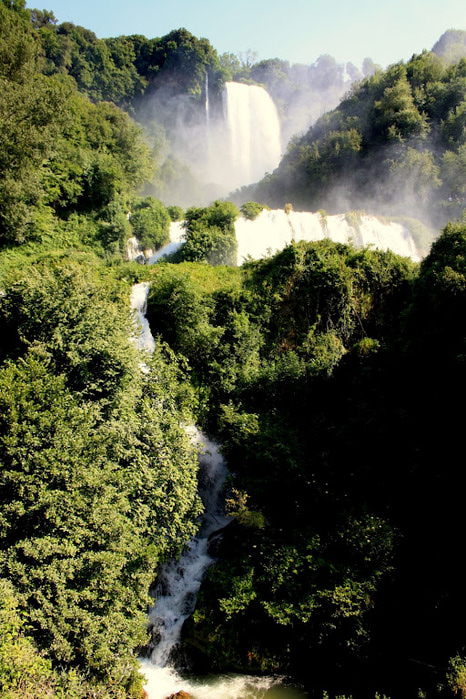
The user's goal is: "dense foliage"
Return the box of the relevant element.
[1,3,466,698]
[0,254,201,697]
[129,196,171,251]
[169,200,239,265]
[33,15,226,110]
[144,223,466,698]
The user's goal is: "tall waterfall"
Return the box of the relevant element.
[205,72,210,132]
[130,284,229,670]
[220,82,282,191]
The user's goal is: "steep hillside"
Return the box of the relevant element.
[248,51,466,229]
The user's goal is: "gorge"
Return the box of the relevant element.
[131,282,307,699]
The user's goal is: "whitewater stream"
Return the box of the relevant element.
[130,283,308,699]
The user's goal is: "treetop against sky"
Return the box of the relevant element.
[25,0,465,70]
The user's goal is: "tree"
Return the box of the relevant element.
[130,196,171,251]
[0,4,67,243]
[174,200,239,266]
[240,201,267,220]
[373,66,427,142]
[30,8,57,28]
[442,144,466,205]
[0,579,55,698]
[387,147,441,203]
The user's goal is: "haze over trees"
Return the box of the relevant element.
[0,1,466,698]
[26,4,388,206]
[246,47,466,229]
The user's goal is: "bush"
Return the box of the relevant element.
[240,201,268,220]
[167,204,184,221]
[447,655,466,698]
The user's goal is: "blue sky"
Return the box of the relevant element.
[26,0,466,68]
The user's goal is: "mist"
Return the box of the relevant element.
[135,51,379,207]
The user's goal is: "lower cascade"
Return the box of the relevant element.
[147,426,230,670]
[130,283,305,699]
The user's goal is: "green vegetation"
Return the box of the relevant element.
[144,224,466,698]
[240,201,269,220]
[129,196,171,251]
[250,51,466,229]
[33,17,226,111]
[167,204,185,221]
[1,3,466,698]
[170,200,239,265]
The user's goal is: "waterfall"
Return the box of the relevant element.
[221,82,282,190]
[130,283,228,668]
[164,81,281,199]
[130,282,155,354]
[235,209,421,263]
[147,210,422,267]
[205,71,210,132]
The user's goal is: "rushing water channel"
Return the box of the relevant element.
[130,283,309,699]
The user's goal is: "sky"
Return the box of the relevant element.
[26,0,465,69]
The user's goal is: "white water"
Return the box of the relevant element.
[147,221,185,263]
[148,209,421,267]
[127,235,154,263]
[140,662,304,699]
[130,282,155,353]
[168,81,282,198]
[130,283,226,674]
[220,82,282,191]
[235,209,421,263]
[147,426,230,668]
